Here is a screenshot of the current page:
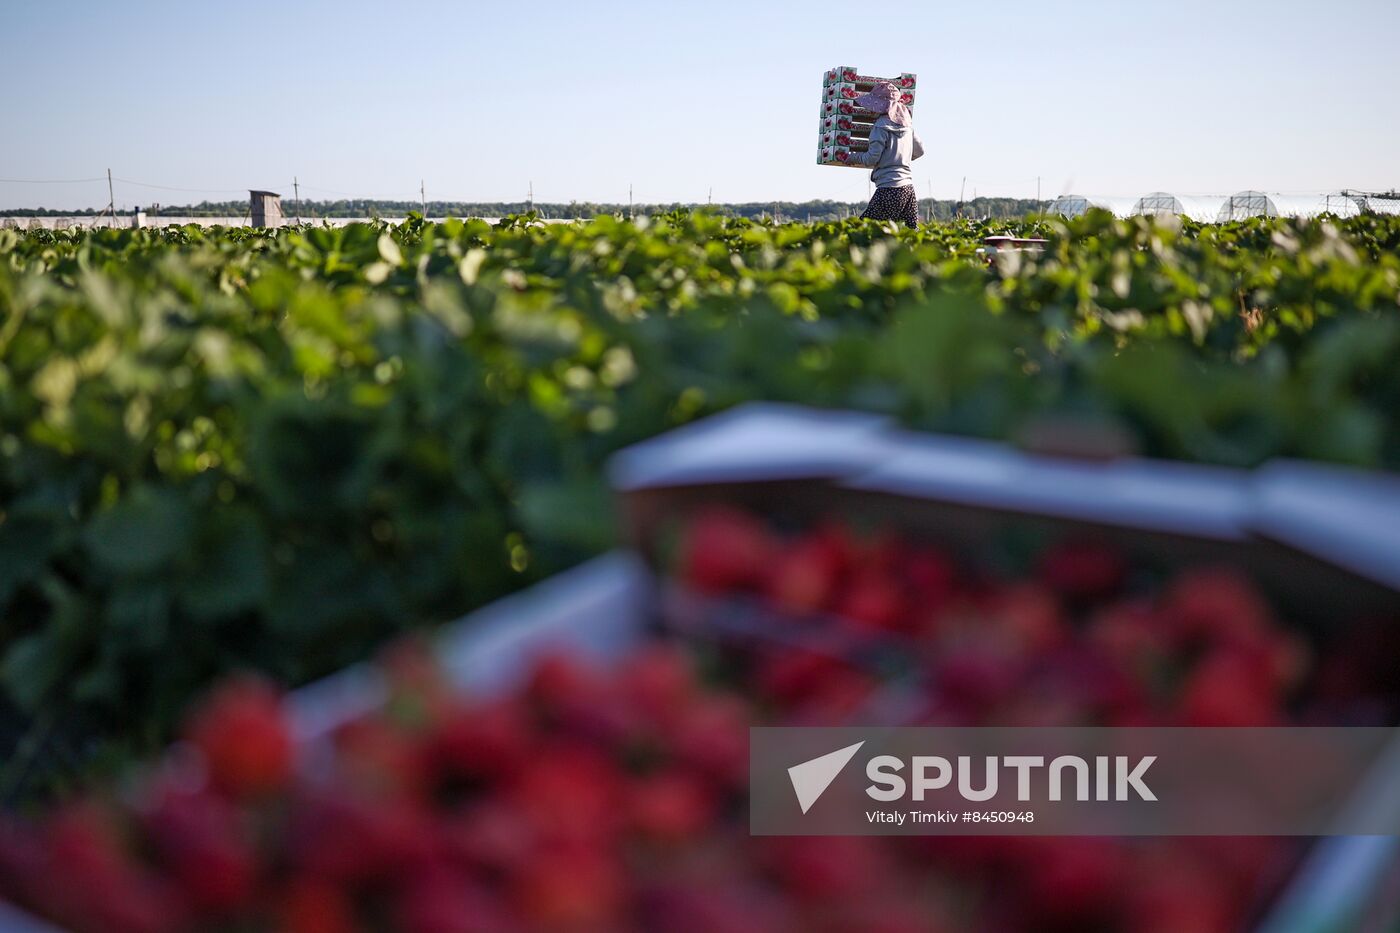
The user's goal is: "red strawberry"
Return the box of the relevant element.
[276,879,357,933]
[680,508,775,594]
[616,643,697,725]
[991,582,1067,654]
[1036,540,1126,600]
[428,696,534,784]
[39,803,184,933]
[1164,568,1273,646]
[762,836,884,903]
[288,789,437,884]
[396,868,510,933]
[141,787,257,913]
[1126,849,1240,933]
[334,715,430,799]
[670,693,751,788]
[751,649,849,705]
[442,799,536,877]
[628,769,717,843]
[1177,650,1280,726]
[1022,838,1125,924]
[765,530,848,615]
[513,845,626,929]
[836,569,906,632]
[1087,599,1167,673]
[184,674,293,800]
[903,547,957,622]
[510,742,623,844]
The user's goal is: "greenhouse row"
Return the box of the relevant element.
[1047,190,1400,221]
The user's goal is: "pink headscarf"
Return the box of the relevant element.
[854,81,911,126]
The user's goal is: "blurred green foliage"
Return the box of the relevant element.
[0,208,1397,796]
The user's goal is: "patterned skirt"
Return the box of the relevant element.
[861,185,919,228]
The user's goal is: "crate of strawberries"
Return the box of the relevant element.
[2,402,1400,932]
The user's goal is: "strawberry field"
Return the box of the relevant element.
[1,210,1400,930]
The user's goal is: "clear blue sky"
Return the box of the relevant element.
[2,0,1396,209]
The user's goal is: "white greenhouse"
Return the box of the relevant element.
[1129,192,1225,222]
[1216,191,1362,221]
[1044,194,1138,218]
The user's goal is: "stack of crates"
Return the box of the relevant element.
[817,65,917,167]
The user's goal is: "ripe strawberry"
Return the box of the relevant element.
[427,696,534,784]
[510,742,623,844]
[788,666,876,724]
[524,652,606,720]
[1087,599,1167,674]
[395,868,510,933]
[334,715,430,799]
[1126,849,1240,933]
[764,529,848,615]
[680,508,775,594]
[1177,650,1280,726]
[628,769,718,844]
[761,835,884,903]
[835,568,907,632]
[670,693,751,789]
[1036,540,1126,600]
[276,879,357,933]
[140,787,257,913]
[1022,838,1125,925]
[640,882,796,933]
[1163,567,1273,646]
[512,845,626,929]
[616,643,697,725]
[442,800,535,876]
[750,649,850,705]
[903,547,956,606]
[184,674,293,800]
[932,648,1023,717]
[40,802,184,933]
[288,788,437,884]
[989,582,1067,654]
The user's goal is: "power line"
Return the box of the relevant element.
[0,176,108,184]
[113,177,275,194]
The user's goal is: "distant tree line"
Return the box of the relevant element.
[1,198,1046,221]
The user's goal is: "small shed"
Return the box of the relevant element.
[250,190,283,228]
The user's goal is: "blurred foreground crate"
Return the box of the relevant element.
[6,403,1400,932]
[610,401,1400,933]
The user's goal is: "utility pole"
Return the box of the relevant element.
[708,186,712,205]
[420,179,426,218]
[527,180,533,213]
[629,184,633,220]
[293,176,301,223]
[93,166,115,228]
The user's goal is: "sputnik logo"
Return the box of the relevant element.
[788,741,865,814]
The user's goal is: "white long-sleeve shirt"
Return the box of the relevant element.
[860,116,924,189]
